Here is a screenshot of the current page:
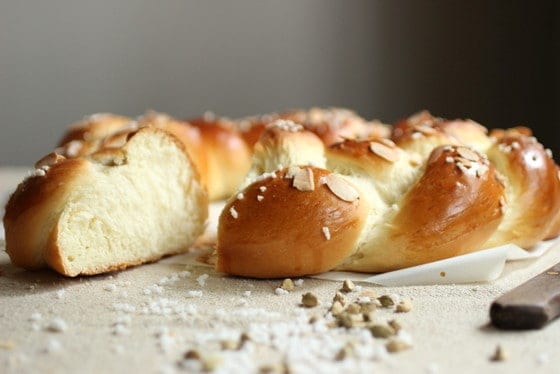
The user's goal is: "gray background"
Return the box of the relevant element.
[0,1,558,166]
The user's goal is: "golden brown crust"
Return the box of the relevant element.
[187,116,253,201]
[216,167,369,278]
[216,110,560,277]
[484,134,560,248]
[334,145,505,272]
[392,110,491,153]
[3,159,90,270]
[57,113,132,146]
[281,107,390,145]
[235,113,279,148]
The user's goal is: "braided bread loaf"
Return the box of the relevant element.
[217,112,560,278]
[3,127,208,276]
[56,108,387,201]
[55,111,252,201]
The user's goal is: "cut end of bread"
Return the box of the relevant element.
[4,127,208,277]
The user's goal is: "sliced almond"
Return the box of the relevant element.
[369,141,400,162]
[413,124,437,135]
[455,157,472,168]
[378,138,396,147]
[456,147,479,162]
[293,168,315,191]
[285,165,301,179]
[63,140,84,157]
[325,174,359,202]
[35,152,66,169]
[476,164,489,178]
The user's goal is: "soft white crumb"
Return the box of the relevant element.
[55,289,65,299]
[243,291,252,297]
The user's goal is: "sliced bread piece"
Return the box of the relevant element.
[3,127,208,276]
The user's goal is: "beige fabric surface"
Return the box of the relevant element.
[1,168,560,373]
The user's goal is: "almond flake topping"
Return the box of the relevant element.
[257,195,264,201]
[293,168,315,191]
[267,119,303,133]
[285,166,301,179]
[414,124,437,135]
[229,207,239,219]
[369,141,400,162]
[455,157,472,168]
[64,140,84,158]
[378,138,396,147]
[476,164,489,177]
[456,147,479,162]
[35,152,66,169]
[546,149,553,159]
[325,174,359,202]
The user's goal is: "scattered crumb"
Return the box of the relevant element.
[44,339,62,354]
[104,284,117,292]
[281,279,295,291]
[294,279,304,287]
[55,289,65,299]
[45,318,68,333]
[490,345,507,362]
[29,313,42,322]
[386,338,412,353]
[274,288,289,296]
[197,274,209,287]
[341,280,355,293]
[301,293,319,308]
[143,284,164,296]
[536,352,549,365]
[378,295,396,308]
[0,340,15,350]
[396,299,413,313]
[186,290,203,298]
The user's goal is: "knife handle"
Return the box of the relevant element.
[490,263,560,329]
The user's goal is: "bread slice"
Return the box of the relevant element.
[3,127,208,276]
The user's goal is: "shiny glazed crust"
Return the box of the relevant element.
[216,112,560,277]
